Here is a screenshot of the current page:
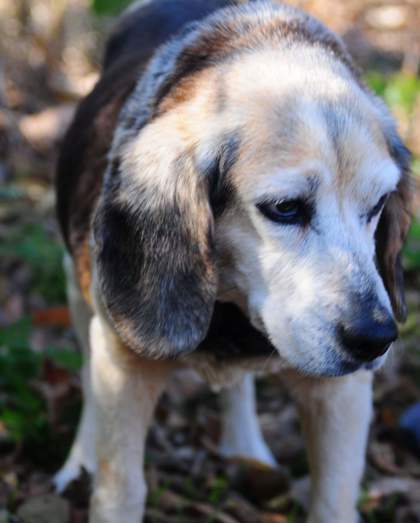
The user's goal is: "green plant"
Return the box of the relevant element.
[208,476,228,506]
[91,0,132,15]
[0,318,81,445]
[365,72,420,115]
[0,224,66,304]
[148,478,171,508]
[405,219,420,271]
[0,318,47,443]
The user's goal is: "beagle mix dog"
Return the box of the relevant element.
[54,1,412,522]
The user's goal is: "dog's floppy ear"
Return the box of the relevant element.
[376,133,413,322]
[92,125,221,359]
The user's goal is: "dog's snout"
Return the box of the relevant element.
[338,308,398,362]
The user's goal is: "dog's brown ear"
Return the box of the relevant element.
[92,129,222,359]
[376,135,413,322]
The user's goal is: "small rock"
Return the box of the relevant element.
[17,494,70,523]
[367,477,420,500]
[0,510,13,523]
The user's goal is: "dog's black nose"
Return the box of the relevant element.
[338,310,398,362]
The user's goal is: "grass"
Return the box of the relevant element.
[0,218,81,451]
[405,219,420,270]
[0,317,82,447]
[365,72,420,115]
[0,318,47,444]
[0,223,66,305]
[91,0,132,15]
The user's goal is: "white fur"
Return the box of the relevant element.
[54,255,96,492]
[53,361,96,492]
[214,78,399,376]
[219,373,276,467]
[284,370,373,523]
[89,313,172,523]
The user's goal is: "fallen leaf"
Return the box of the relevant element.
[32,307,71,328]
[369,442,402,475]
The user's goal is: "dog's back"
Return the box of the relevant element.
[103,0,229,70]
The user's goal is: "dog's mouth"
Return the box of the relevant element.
[223,303,387,377]
[340,343,391,374]
[296,357,381,378]
[272,342,389,378]
[316,350,389,378]
[362,353,388,371]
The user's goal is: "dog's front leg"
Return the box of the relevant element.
[219,373,276,466]
[286,370,373,523]
[89,315,172,523]
[54,255,96,492]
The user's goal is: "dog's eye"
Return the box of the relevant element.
[367,194,388,223]
[256,198,311,225]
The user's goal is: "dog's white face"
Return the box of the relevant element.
[94,13,411,374]
[212,53,401,376]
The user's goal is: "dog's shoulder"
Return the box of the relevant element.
[103,0,230,71]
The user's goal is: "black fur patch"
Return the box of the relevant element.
[198,302,276,359]
[103,0,229,71]
[201,132,241,217]
[125,1,362,126]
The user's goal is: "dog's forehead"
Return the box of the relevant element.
[202,48,397,200]
[225,82,397,201]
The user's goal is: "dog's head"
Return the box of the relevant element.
[92,3,412,375]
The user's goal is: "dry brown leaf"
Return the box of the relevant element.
[369,442,403,475]
[32,306,71,327]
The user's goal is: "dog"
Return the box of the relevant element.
[54,1,412,521]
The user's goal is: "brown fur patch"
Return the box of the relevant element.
[376,166,413,321]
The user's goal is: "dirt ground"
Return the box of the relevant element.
[0,1,420,522]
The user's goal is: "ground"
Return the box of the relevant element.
[0,1,420,522]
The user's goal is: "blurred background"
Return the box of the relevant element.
[0,0,419,522]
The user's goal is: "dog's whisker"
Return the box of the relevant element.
[260,348,278,374]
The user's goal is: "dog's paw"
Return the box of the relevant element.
[53,454,95,493]
[219,437,277,468]
[53,463,82,493]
